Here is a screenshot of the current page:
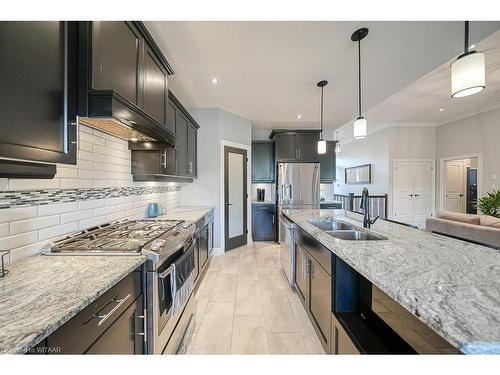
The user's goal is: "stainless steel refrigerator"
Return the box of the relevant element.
[277,162,320,285]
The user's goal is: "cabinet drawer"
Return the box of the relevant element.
[296,227,332,275]
[46,267,142,354]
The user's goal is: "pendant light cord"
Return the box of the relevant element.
[358,39,362,118]
[320,85,324,137]
[464,21,469,54]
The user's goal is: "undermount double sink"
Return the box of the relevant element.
[308,217,388,241]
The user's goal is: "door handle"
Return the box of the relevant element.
[414,194,420,197]
[226,202,232,206]
[409,194,414,197]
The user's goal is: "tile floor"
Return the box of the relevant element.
[179,242,326,354]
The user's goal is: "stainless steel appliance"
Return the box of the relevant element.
[279,213,295,286]
[42,219,196,354]
[277,162,320,285]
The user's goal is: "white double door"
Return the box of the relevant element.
[393,160,434,228]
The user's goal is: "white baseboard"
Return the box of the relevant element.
[211,247,223,255]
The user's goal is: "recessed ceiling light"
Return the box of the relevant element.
[469,44,476,50]
[130,137,138,142]
[296,114,302,119]
[439,108,444,112]
[211,77,218,84]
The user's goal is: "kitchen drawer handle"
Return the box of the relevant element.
[137,308,147,343]
[93,293,131,327]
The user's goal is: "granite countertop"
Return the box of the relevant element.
[0,255,146,354]
[160,206,214,223]
[0,206,214,354]
[283,208,500,354]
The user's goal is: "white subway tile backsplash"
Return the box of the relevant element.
[0,231,38,250]
[78,199,106,210]
[60,209,93,224]
[93,205,116,217]
[0,223,9,237]
[78,215,107,230]
[39,222,78,242]
[60,178,94,189]
[10,215,60,235]
[1,126,183,264]
[38,202,79,216]
[0,206,38,224]
[8,178,61,191]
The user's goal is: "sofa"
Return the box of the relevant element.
[426,210,500,249]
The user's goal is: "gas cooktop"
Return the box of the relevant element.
[42,220,186,255]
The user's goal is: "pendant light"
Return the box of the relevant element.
[333,130,341,154]
[351,27,369,139]
[451,21,485,98]
[317,80,328,155]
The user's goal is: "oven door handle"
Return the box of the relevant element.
[159,265,175,279]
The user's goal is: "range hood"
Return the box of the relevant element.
[80,90,175,145]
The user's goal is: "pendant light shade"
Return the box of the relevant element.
[351,28,369,139]
[317,139,327,154]
[317,80,328,155]
[333,130,341,154]
[353,117,367,139]
[451,21,485,98]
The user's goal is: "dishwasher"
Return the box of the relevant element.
[279,213,295,286]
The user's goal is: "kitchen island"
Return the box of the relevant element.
[283,208,500,354]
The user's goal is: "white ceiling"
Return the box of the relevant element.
[145,21,500,130]
[335,29,500,142]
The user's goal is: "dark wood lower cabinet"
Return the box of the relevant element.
[86,296,144,354]
[331,314,360,354]
[252,204,276,241]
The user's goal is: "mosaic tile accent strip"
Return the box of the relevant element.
[0,185,182,209]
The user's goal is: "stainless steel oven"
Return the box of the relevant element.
[146,235,197,354]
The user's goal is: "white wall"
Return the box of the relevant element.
[335,127,391,196]
[0,125,182,265]
[436,107,500,199]
[183,108,253,250]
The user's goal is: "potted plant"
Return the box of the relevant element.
[477,190,500,218]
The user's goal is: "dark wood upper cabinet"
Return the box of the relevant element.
[176,112,189,176]
[91,21,141,105]
[271,130,321,162]
[0,21,78,166]
[319,141,337,183]
[274,132,297,161]
[297,132,320,162]
[187,122,197,177]
[252,141,275,183]
[165,100,177,135]
[143,45,167,125]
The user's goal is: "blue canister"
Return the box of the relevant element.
[147,203,159,218]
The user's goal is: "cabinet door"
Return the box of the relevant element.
[252,205,275,241]
[275,133,297,161]
[309,257,331,348]
[331,314,359,355]
[297,132,320,162]
[294,243,309,305]
[199,225,209,269]
[187,122,197,177]
[92,22,141,105]
[0,21,77,165]
[85,296,145,354]
[176,112,189,176]
[252,142,275,182]
[319,141,336,183]
[166,100,177,135]
[143,45,167,125]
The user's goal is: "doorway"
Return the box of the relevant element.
[393,159,435,228]
[442,156,479,214]
[223,146,248,251]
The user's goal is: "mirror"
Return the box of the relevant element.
[345,164,371,185]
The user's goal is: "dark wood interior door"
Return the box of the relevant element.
[224,146,248,251]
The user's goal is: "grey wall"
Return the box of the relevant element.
[436,106,500,202]
[183,108,252,249]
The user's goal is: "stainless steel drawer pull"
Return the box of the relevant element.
[94,293,131,327]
